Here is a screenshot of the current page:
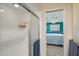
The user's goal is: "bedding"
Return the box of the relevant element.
[46,34,64,45]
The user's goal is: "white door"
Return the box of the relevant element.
[0,3,30,56]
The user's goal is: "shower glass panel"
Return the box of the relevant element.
[30,13,39,56]
[0,3,30,56]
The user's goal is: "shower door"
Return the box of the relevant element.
[30,13,39,56]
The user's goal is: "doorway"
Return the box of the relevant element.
[46,9,64,56]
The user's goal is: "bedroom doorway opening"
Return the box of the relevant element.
[46,9,64,56]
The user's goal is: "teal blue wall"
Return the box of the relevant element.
[46,22,63,34]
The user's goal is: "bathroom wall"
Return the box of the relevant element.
[0,3,30,56]
[26,3,42,16]
[73,4,79,45]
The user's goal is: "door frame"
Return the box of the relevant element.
[45,9,65,56]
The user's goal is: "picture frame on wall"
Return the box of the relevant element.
[46,22,63,34]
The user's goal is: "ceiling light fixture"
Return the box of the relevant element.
[13,4,19,8]
[0,9,5,13]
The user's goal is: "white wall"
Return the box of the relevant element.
[26,3,41,16]
[73,4,79,45]
[41,3,73,56]
[0,3,30,56]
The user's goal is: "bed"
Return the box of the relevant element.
[46,33,64,45]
